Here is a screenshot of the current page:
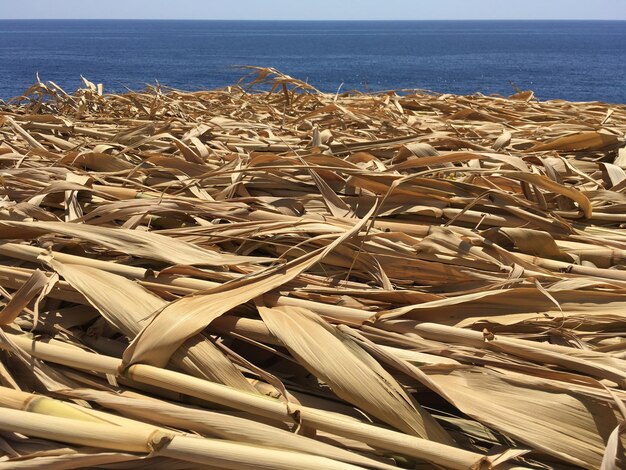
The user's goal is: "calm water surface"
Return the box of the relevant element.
[0,20,624,102]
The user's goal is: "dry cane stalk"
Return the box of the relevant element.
[0,386,397,470]
[380,321,626,387]
[0,332,499,470]
[0,407,369,470]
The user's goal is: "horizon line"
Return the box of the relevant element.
[2,18,625,21]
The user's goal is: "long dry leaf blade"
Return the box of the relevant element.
[45,257,256,391]
[0,220,272,267]
[257,303,453,444]
[122,205,377,368]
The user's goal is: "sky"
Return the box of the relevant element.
[1,0,625,20]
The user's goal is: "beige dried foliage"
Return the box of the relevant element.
[0,67,625,469]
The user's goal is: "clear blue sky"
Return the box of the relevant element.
[1,0,625,20]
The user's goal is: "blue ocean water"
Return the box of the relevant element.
[0,20,625,103]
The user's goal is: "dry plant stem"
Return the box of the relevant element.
[0,408,368,470]
[55,388,399,470]
[0,332,492,470]
[382,322,626,387]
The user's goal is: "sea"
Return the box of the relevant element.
[0,20,625,103]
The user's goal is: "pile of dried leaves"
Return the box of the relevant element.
[0,67,625,469]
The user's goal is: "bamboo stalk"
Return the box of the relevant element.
[0,385,397,469]
[380,321,626,387]
[0,407,164,453]
[0,386,180,432]
[0,332,490,470]
[0,408,366,470]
